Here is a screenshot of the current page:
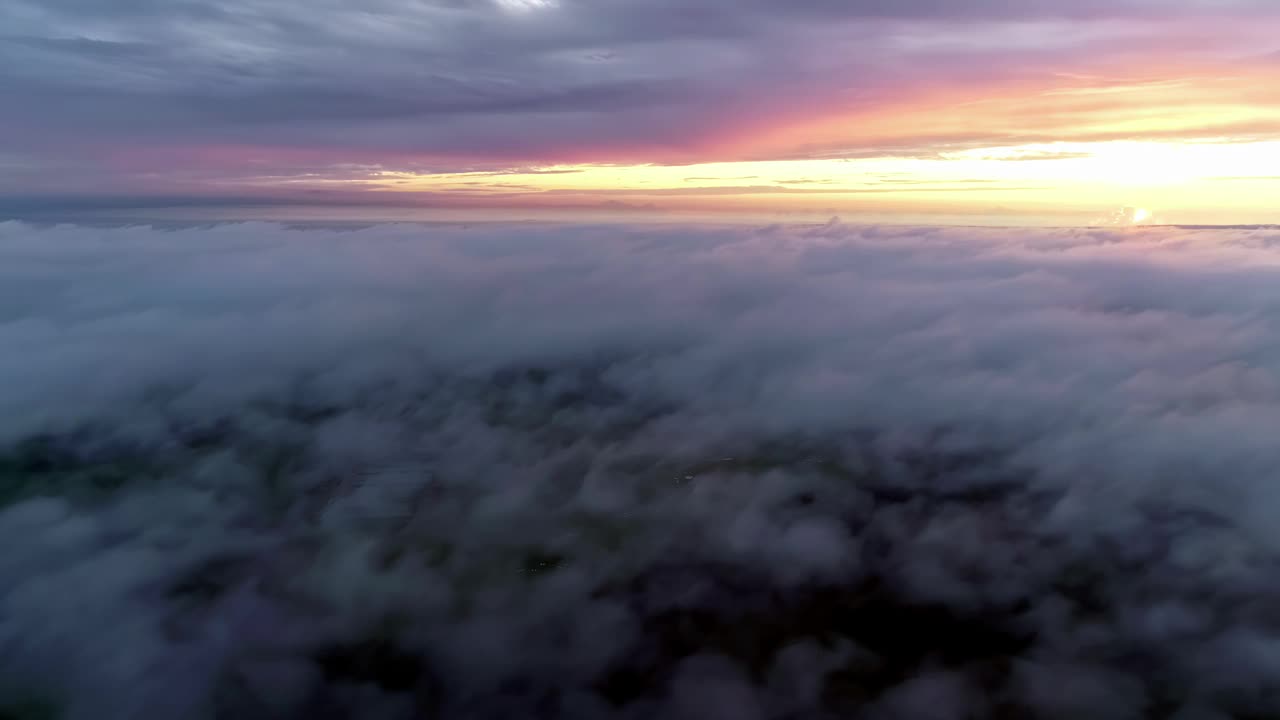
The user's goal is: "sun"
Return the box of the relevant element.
[1092,206,1155,226]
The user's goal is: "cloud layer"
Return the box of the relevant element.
[4,220,1280,718]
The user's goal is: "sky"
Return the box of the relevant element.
[2,0,1279,224]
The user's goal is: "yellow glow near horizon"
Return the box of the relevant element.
[298,138,1280,224]
[378,139,1280,186]
[936,140,1280,186]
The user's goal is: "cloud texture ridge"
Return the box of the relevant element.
[4,220,1280,718]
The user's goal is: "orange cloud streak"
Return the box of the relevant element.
[719,59,1280,162]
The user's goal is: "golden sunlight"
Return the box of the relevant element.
[354,139,1280,225]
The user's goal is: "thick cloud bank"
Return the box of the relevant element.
[4,220,1280,719]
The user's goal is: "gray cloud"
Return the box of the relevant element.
[4,220,1280,717]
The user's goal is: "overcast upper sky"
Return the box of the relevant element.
[2,0,1279,220]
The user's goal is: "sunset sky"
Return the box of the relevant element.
[2,0,1278,224]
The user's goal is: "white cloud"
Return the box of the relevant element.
[4,219,1280,718]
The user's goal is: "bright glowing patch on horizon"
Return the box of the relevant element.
[941,140,1280,187]
[289,139,1280,225]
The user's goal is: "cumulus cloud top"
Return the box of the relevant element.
[4,220,1280,718]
